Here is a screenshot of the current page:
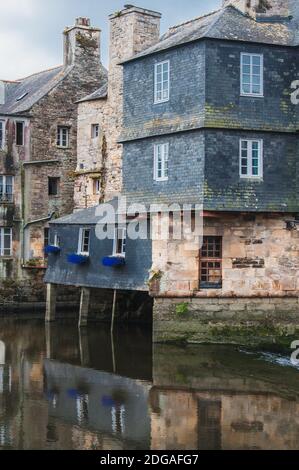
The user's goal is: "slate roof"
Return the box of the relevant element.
[78,82,108,103]
[51,198,122,225]
[121,6,298,64]
[0,65,74,115]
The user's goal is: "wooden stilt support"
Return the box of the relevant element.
[79,328,90,367]
[79,287,91,328]
[111,289,117,334]
[45,283,57,323]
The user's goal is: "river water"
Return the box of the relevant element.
[0,319,299,450]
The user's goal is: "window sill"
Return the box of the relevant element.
[154,99,169,105]
[240,176,263,182]
[200,283,223,290]
[154,178,169,182]
[56,146,70,150]
[240,93,264,98]
[22,265,47,270]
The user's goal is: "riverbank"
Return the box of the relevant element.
[153,297,299,351]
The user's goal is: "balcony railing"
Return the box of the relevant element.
[0,193,14,204]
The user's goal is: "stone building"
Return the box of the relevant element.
[74,6,161,210]
[46,1,299,345]
[0,18,106,295]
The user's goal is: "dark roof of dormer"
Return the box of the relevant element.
[78,82,108,103]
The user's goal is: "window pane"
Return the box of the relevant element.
[3,228,12,256]
[155,62,169,102]
[16,122,24,146]
[252,75,260,86]
[242,55,251,65]
[242,84,251,94]
[252,85,261,94]
[252,56,261,66]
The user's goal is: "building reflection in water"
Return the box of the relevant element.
[0,319,299,450]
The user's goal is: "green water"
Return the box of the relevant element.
[0,319,298,450]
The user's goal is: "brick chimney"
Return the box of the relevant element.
[63,17,101,67]
[223,0,296,19]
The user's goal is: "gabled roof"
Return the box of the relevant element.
[78,81,108,103]
[121,6,297,64]
[0,65,71,115]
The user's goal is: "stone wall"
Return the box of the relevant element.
[75,98,110,209]
[0,271,79,316]
[153,297,299,347]
[223,0,292,18]
[0,18,106,311]
[150,213,299,297]
[0,117,30,279]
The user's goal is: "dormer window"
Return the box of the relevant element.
[154,61,170,104]
[57,126,69,148]
[16,92,28,102]
[241,53,263,97]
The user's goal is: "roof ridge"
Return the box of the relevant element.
[167,8,221,32]
[0,79,21,84]
[204,5,233,37]
[17,64,63,82]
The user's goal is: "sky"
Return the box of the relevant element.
[0,0,222,81]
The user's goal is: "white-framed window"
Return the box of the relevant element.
[241,53,263,97]
[0,120,5,150]
[94,179,101,195]
[53,233,60,247]
[78,228,91,255]
[240,139,263,178]
[57,126,69,148]
[16,121,25,146]
[91,124,99,139]
[113,227,126,257]
[154,143,169,181]
[0,227,12,257]
[0,176,14,203]
[154,60,170,104]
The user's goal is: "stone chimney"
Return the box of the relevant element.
[63,17,101,67]
[108,5,161,106]
[0,81,5,105]
[223,0,296,19]
[104,5,161,200]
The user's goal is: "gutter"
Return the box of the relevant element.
[22,212,56,264]
[22,160,60,166]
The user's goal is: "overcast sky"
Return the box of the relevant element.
[0,0,222,80]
